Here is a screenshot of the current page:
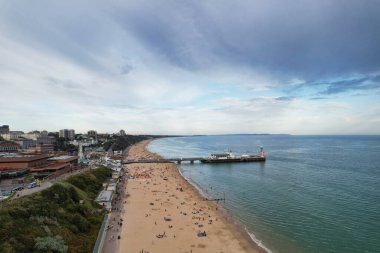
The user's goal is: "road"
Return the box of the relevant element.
[13,167,90,199]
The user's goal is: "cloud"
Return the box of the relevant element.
[109,0,380,81]
[309,97,329,100]
[275,96,296,101]
[120,63,133,75]
[45,76,82,90]
[318,75,380,95]
[0,0,379,134]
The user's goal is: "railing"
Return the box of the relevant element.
[124,157,204,164]
[92,213,109,253]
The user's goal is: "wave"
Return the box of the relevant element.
[247,230,273,253]
[177,165,272,253]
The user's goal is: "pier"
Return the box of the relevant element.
[124,157,203,164]
[124,147,266,164]
[123,156,265,164]
[204,197,226,203]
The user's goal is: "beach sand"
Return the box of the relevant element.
[118,140,265,253]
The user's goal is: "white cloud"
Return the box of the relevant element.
[0,0,379,134]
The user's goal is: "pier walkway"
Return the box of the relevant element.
[124,157,203,164]
[124,156,265,164]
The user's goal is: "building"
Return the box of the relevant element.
[0,153,52,170]
[112,171,121,179]
[1,131,24,140]
[59,129,66,138]
[0,141,20,152]
[87,130,97,139]
[29,163,71,174]
[106,182,117,191]
[30,155,78,176]
[36,135,56,145]
[48,155,79,166]
[34,144,54,153]
[59,129,75,140]
[14,138,37,150]
[95,190,113,210]
[25,144,54,154]
[23,131,41,140]
[68,129,75,140]
[0,153,80,179]
[0,125,9,134]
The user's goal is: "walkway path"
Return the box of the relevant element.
[12,167,90,199]
[101,170,127,253]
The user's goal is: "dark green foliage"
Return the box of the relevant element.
[103,134,147,151]
[41,183,73,205]
[56,137,78,153]
[66,166,110,199]
[71,214,90,232]
[69,187,80,203]
[0,167,111,253]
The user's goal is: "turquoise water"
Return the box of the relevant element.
[148,135,380,253]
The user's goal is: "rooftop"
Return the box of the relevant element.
[0,141,20,147]
[48,155,73,160]
[48,156,79,163]
[30,163,69,172]
[0,153,51,162]
[95,190,113,202]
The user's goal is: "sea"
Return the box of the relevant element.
[148,135,380,253]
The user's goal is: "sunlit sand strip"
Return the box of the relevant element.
[118,140,265,253]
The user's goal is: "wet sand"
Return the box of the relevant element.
[119,140,265,253]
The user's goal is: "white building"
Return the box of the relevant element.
[95,190,113,211]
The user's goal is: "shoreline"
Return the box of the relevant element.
[174,163,272,253]
[119,140,267,253]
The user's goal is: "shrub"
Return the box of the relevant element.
[0,167,111,253]
[34,235,68,253]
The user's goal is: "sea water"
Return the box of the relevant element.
[148,135,380,253]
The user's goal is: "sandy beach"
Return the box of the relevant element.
[118,140,265,253]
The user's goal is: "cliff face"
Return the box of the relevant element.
[0,167,111,253]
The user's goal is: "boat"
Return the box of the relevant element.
[200,147,266,163]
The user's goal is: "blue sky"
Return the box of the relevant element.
[0,0,379,134]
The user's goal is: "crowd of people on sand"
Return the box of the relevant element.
[135,163,220,245]
[120,147,228,253]
[128,171,151,180]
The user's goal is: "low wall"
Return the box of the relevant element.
[92,213,109,253]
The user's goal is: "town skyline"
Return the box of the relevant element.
[1,0,380,135]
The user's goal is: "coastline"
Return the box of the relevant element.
[118,140,267,253]
[175,164,272,253]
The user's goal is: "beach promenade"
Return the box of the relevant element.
[117,140,264,253]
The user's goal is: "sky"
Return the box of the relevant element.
[0,0,379,135]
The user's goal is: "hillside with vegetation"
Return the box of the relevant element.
[0,167,111,253]
[102,134,149,151]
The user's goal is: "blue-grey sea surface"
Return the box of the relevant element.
[148,135,380,253]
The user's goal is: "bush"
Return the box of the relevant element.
[0,167,111,253]
[34,235,68,253]
[71,214,90,233]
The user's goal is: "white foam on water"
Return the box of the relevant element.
[246,229,273,253]
[177,165,273,253]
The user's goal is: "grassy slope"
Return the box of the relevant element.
[0,167,111,253]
